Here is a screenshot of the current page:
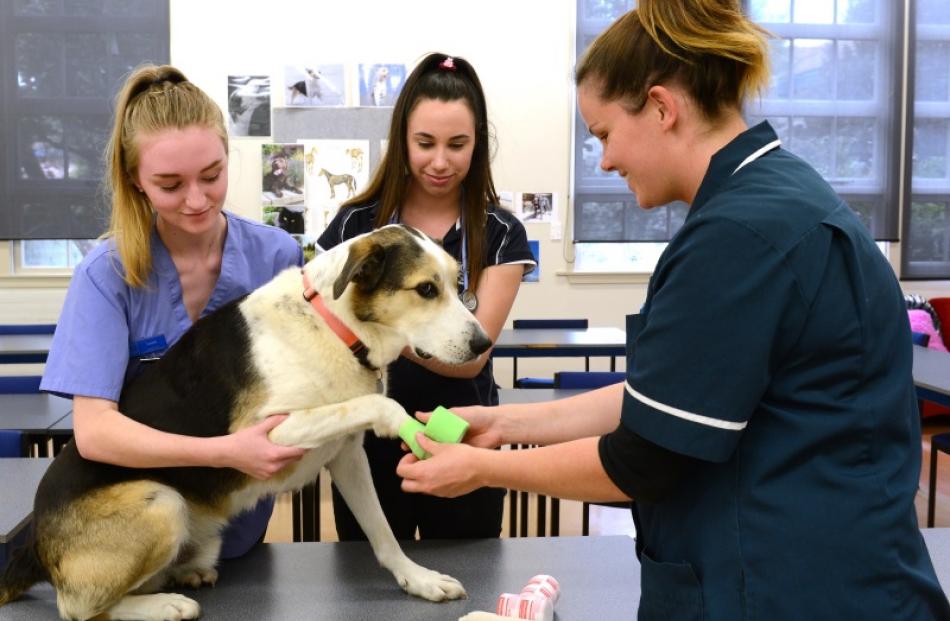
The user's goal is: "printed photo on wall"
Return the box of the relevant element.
[497,190,515,212]
[261,144,306,236]
[299,139,371,234]
[518,192,557,223]
[523,240,540,283]
[227,75,271,137]
[284,65,345,107]
[358,63,407,106]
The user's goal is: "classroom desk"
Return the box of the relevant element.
[0,334,53,364]
[3,535,637,619]
[493,327,626,385]
[493,327,626,358]
[4,531,950,620]
[0,394,71,434]
[914,344,950,408]
[0,458,52,545]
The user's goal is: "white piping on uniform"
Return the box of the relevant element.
[732,139,781,175]
[625,382,748,431]
[488,210,511,265]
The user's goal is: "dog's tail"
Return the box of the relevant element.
[0,536,49,606]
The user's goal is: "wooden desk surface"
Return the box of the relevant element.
[0,458,51,543]
[0,394,72,433]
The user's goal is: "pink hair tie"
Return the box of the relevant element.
[439,57,456,71]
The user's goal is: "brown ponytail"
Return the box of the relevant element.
[576,0,771,119]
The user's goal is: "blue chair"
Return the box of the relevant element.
[554,371,625,389]
[0,376,42,394]
[0,324,55,335]
[0,431,26,457]
[512,319,590,389]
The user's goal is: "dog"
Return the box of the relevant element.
[287,67,323,105]
[0,225,490,620]
[263,154,301,198]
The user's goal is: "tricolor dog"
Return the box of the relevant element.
[0,225,489,620]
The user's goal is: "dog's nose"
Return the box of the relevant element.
[469,328,492,356]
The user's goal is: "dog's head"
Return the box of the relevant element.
[317,224,491,365]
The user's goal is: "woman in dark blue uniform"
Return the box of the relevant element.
[318,53,535,540]
[397,3,950,619]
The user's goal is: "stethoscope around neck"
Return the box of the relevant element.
[389,208,477,312]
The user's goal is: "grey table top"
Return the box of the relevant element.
[1,536,640,620]
[0,334,52,356]
[494,327,626,351]
[0,394,71,433]
[914,344,950,403]
[5,531,950,620]
[0,458,51,543]
[498,388,585,404]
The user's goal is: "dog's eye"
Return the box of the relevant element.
[415,282,438,299]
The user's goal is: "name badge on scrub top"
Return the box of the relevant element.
[130,334,168,361]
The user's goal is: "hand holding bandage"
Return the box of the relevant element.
[399,406,469,459]
[397,407,485,497]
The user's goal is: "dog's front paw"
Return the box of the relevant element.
[393,562,467,602]
[371,397,412,439]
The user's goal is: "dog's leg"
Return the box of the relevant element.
[166,511,225,590]
[327,439,466,602]
[268,393,411,449]
[49,482,195,620]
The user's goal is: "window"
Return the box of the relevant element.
[902,0,950,279]
[572,0,909,274]
[1,0,168,271]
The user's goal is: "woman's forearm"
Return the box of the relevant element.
[499,383,625,446]
[478,437,629,502]
[73,398,225,468]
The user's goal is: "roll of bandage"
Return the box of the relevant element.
[521,575,560,604]
[495,593,553,621]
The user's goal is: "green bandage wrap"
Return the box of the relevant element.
[399,419,428,459]
[426,406,470,444]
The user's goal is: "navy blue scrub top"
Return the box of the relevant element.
[620,122,949,620]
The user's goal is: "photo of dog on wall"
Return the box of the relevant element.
[284,64,345,107]
[261,144,305,217]
[358,63,406,107]
[227,75,271,137]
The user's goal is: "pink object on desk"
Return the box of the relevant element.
[909,309,948,352]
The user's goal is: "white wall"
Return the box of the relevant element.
[1,0,948,382]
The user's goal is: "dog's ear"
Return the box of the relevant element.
[333,239,386,299]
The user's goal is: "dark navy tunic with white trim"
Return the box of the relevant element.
[620,122,949,620]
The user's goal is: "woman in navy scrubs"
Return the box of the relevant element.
[397,1,950,619]
[319,53,536,541]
